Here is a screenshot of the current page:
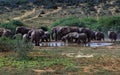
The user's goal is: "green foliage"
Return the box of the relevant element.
[51,16,120,32]
[97,16,120,32]
[79,17,97,30]
[51,16,86,28]
[0,34,33,59]
[0,37,15,52]
[38,26,49,31]
[14,35,33,60]
[0,20,25,33]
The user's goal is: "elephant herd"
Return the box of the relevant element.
[0,26,118,46]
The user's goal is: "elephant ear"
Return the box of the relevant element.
[38,29,44,35]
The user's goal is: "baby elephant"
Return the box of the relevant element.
[2,29,13,38]
[61,32,78,43]
[41,31,51,42]
[95,31,104,41]
[61,32,87,46]
[108,31,117,41]
[77,33,87,46]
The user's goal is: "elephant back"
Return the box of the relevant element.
[69,27,79,33]
[15,26,31,35]
[59,26,70,34]
[2,29,13,37]
[31,29,44,39]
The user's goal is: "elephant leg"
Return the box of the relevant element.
[31,38,34,43]
[102,37,104,41]
[46,38,48,42]
[49,37,51,42]
[55,35,57,41]
[35,41,37,46]
[83,39,86,46]
[35,41,39,46]
[41,38,44,42]
[75,38,78,43]
[77,39,80,44]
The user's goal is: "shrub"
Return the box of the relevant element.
[97,16,120,32]
[0,37,15,52]
[14,35,33,60]
[0,20,25,33]
[38,26,49,31]
[79,17,97,30]
[51,16,86,28]
[51,16,120,33]
[0,34,33,60]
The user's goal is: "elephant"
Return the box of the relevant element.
[31,29,44,46]
[61,34,69,43]
[58,26,80,40]
[27,29,34,40]
[51,26,63,41]
[2,29,13,38]
[95,31,104,41]
[90,31,96,41]
[108,31,117,41]
[0,28,5,37]
[61,32,78,43]
[15,26,31,35]
[41,31,51,42]
[77,33,87,46]
[23,34,29,42]
[61,32,87,46]
[79,28,92,42]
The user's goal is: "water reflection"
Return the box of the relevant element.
[88,42,113,47]
[39,42,68,47]
[39,42,113,47]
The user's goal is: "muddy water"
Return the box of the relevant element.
[39,42,68,47]
[39,42,113,47]
[87,42,113,47]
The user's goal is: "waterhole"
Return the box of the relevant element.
[38,42,113,47]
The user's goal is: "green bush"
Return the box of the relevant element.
[38,26,49,31]
[51,16,120,33]
[51,16,86,28]
[0,20,25,33]
[14,35,33,60]
[0,35,33,59]
[0,37,15,52]
[79,17,97,30]
[97,16,120,32]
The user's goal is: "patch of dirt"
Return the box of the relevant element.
[13,8,36,20]
[83,65,93,73]
[32,69,55,74]
[23,7,62,21]
[0,51,16,57]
